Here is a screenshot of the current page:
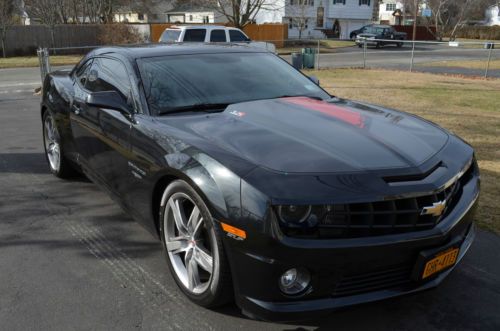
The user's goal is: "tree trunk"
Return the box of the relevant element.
[1,28,6,58]
[1,37,6,58]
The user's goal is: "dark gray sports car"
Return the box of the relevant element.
[40,44,479,321]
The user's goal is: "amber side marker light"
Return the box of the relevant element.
[221,222,247,239]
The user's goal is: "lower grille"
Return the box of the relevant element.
[332,264,413,298]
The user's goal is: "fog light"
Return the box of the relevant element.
[279,268,310,295]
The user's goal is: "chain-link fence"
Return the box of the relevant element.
[37,39,500,84]
[264,38,500,79]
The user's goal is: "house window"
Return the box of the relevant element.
[289,18,293,29]
[138,13,144,21]
[203,16,210,23]
[333,0,346,4]
[386,3,396,11]
[290,0,314,5]
[359,0,371,5]
[189,15,193,21]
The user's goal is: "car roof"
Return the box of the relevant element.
[88,43,263,60]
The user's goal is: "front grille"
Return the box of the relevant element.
[332,264,413,297]
[317,180,460,238]
[279,160,476,239]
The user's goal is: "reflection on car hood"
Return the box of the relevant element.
[158,97,449,174]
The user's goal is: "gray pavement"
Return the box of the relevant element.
[0,68,499,330]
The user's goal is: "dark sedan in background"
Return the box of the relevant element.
[40,44,479,321]
[355,25,407,48]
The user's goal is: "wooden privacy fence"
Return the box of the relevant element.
[2,24,150,56]
[150,23,288,47]
[392,26,437,41]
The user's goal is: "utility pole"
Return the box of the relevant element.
[412,0,418,41]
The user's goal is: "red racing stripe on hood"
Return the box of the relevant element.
[281,97,365,128]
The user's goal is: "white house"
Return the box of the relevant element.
[484,5,500,26]
[283,0,376,39]
[378,0,404,25]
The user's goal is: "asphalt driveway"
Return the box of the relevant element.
[0,72,499,330]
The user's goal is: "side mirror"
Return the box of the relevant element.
[86,91,131,115]
[308,75,320,85]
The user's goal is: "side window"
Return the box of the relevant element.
[183,29,207,42]
[229,30,250,42]
[74,60,93,87]
[160,29,181,42]
[85,58,132,101]
[210,29,227,42]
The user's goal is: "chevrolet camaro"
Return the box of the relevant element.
[40,44,480,321]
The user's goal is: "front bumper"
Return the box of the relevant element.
[224,174,479,321]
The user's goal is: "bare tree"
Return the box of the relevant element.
[204,0,280,28]
[287,0,312,39]
[0,0,16,57]
[422,0,477,40]
[24,0,62,47]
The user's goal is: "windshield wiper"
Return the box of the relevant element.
[158,103,229,115]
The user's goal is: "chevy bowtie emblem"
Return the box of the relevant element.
[421,200,447,217]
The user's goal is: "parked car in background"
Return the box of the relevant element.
[355,25,407,48]
[159,25,276,53]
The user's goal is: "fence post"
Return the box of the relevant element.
[363,39,367,69]
[410,41,416,72]
[485,44,493,78]
[317,39,320,70]
[37,48,51,85]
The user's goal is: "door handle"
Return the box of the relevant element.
[72,104,83,115]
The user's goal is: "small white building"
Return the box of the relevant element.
[165,4,228,24]
[378,0,404,25]
[283,0,376,39]
[484,5,500,26]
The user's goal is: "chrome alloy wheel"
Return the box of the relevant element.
[44,114,61,172]
[164,192,217,294]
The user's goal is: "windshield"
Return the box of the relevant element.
[160,30,181,42]
[137,52,330,115]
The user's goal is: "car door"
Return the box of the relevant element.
[72,57,135,196]
[228,29,251,43]
[182,29,207,42]
[70,58,96,169]
[210,29,228,43]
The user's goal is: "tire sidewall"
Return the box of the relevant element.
[159,180,226,307]
[42,111,61,176]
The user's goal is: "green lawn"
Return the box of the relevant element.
[0,55,82,69]
[309,68,500,233]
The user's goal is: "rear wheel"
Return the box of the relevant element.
[397,42,403,48]
[160,180,233,307]
[42,111,77,178]
[375,42,381,49]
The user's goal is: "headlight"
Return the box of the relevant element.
[277,205,312,224]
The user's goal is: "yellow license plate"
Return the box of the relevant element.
[422,247,459,279]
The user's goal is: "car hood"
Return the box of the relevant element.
[157,97,449,174]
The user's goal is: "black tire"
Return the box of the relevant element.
[350,33,356,40]
[42,111,78,179]
[358,44,362,48]
[375,42,381,49]
[397,42,403,48]
[160,180,233,308]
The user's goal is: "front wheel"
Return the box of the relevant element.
[42,111,77,178]
[160,180,233,307]
[397,42,403,48]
